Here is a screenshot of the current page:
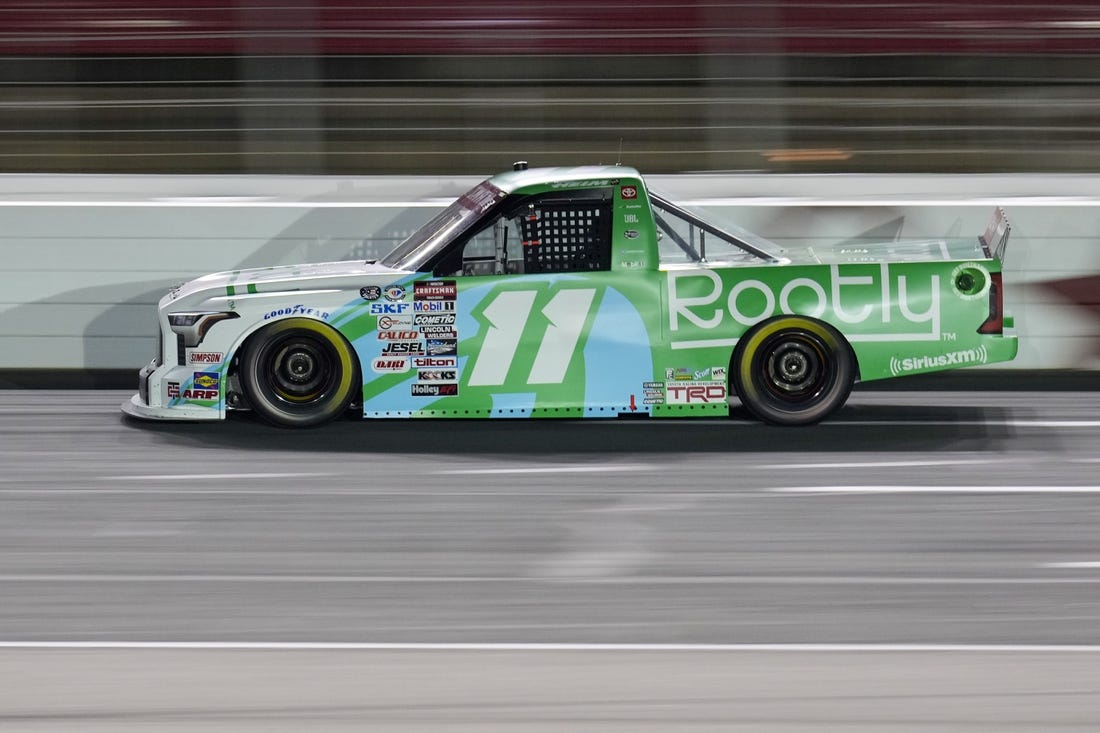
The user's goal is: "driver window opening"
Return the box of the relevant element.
[441,188,613,277]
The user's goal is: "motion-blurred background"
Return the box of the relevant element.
[5,0,1100,175]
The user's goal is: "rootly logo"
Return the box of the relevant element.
[668,264,941,345]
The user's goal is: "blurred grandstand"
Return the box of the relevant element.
[2,0,1100,174]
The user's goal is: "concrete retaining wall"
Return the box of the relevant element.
[2,173,1098,372]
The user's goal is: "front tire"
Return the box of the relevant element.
[239,318,358,427]
[732,316,855,426]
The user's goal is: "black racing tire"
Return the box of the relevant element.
[238,318,358,427]
[732,316,855,426]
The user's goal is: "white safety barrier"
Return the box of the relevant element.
[1,173,1098,371]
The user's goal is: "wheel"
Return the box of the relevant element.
[732,316,855,426]
[238,318,358,427]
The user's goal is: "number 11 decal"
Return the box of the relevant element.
[468,288,597,387]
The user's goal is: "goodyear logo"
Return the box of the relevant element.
[193,371,220,390]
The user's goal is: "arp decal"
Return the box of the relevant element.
[182,389,219,400]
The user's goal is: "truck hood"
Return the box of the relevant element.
[164,260,407,305]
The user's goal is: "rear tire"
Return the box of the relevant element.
[732,316,854,426]
[239,318,358,427]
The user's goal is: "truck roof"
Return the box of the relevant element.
[488,164,640,193]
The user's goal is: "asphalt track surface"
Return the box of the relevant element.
[2,389,1100,730]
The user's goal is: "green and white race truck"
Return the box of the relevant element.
[124,163,1016,427]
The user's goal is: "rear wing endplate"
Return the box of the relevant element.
[979,207,1011,263]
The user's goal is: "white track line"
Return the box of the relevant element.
[833,420,1100,428]
[101,473,336,481]
[0,641,1099,652]
[433,465,656,475]
[1041,562,1100,569]
[1,574,1097,585]
[754,459,998,470]
[770,486,1100,495]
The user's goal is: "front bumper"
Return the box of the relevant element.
[120,358,224,421]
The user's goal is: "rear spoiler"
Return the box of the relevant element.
[979,207,1011,263]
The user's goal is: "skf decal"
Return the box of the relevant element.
[370,302,411,315]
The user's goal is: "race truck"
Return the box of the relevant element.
[123,163,1015,427]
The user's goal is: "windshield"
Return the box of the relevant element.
[379,180,507,271]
